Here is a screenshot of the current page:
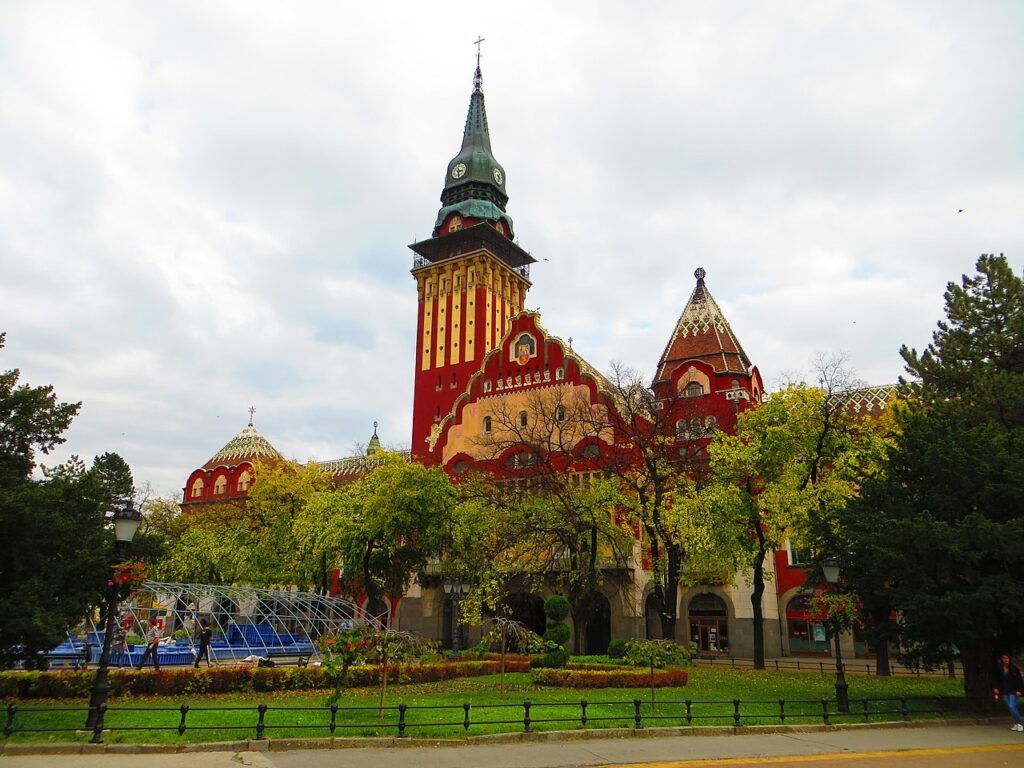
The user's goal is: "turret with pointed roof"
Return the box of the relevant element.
[655,267,756,385]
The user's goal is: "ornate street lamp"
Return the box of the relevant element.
[85,503,142,739]
[443,581,470,652]
[822,557,850,714]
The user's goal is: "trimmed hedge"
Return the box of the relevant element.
[0,659,531,699]
[531,667,689,688]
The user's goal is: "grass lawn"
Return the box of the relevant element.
[3,667,973,744]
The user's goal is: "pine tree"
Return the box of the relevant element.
[887,254,1024,699]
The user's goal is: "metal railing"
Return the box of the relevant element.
[692,656,961,677]
[3,695,987,744]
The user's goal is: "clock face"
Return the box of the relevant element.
[492,168,504,185]
[451,163,467,180]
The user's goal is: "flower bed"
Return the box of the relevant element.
[531,667,688,688]
[0,659,531,699]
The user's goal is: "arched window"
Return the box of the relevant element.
[483,380,492,393]
[555,367,565,381]
[676,420,688,439]
[213,475,227,495]
[555,405,566,422]
[518,411,528,428]
[705,416,717,434]
[786,595,830,654]
[453,459,470,475]
[688,593,729,654]
[190,478,204,498]
[731,379,740,389]
[691,418,702,436]
[483,416,492,434]
[237,471,251,492]
[685,381,704,398]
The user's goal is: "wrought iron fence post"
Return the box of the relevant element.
[397,703,406,738]
[901,696,910,722]
[89,703,107,744]
[778,699,785,723]
[580,700,588,727]
[685,699,692,725]
[862,698,869,722]
[523,700,531,732]
[821,699,830,725]
[462,702,471,731]
[633,698,643,729]
[329,703,338,734]
[178,704,189,736]
[255,703,267,740]
[4,703,15,738]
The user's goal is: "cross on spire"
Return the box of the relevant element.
[474,36,485,68]
[247,406,256,427]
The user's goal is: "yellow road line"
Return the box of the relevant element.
[610,743,1024,768]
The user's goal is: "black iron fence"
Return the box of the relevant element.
[3,696,988,744]
[693,656,960,677]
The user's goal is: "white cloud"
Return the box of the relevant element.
[1,0,1021,496]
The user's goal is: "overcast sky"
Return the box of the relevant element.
[2,1,1022,498]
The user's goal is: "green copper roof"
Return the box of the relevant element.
[439,65,509,219]
[433,200,513,233]
[367,421,382,456]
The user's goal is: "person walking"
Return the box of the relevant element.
[137,620,162,672]
[994,653,1024,731]
[194,619,214,668]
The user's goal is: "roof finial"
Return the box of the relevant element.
[247,405,256,427]
[473,36,485,91]
[694,267,706,284]
[373,420,378,437]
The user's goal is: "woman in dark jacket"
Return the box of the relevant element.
[994,653,1024,731]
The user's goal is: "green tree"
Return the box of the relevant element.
[0,332,116,667]
[306,454,456,619]
[883,253,1024,699]
[699,360,888,669]
[460,387,634,654]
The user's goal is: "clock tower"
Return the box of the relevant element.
[410,63,535,464]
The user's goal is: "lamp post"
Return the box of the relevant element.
[822,557,850,714]
[85,503,142,738]
[443,581,470,652]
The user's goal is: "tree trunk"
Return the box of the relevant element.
[961,640,994,702]
[874,636,891,676]
[659,545,681,641]
[750,557,765,670]
[750,522,767,670]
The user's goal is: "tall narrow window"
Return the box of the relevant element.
[555,405,566,422]
[518,411,528,428]
[213,476,227,495]
[483,416,492,434]
[191,478,204,498]
[237,471,251,492]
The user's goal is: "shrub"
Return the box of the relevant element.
[543,595,571,623]
[543,623,570,646]
[623,639,695,669]
[530,647,570,669]
[607,639,628,659]
[531,667,688,688]
[0,659,532,699]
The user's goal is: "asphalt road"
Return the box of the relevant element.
[2,724,1023,767]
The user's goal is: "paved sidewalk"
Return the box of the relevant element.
[2,723,1024,767]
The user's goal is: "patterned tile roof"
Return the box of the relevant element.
[656,269,753,381]
[316,449,412,481]
[203,424,283,469]
[841,385,897,417]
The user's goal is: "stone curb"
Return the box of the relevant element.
[0,717,1004,755]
